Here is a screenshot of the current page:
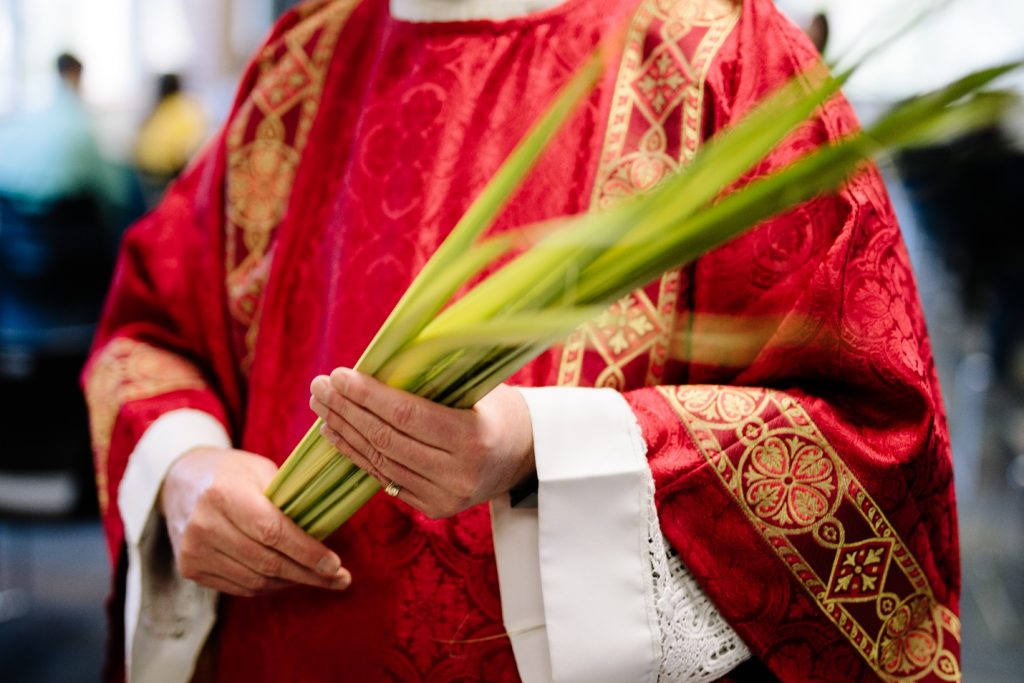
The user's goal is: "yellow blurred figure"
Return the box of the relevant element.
[135,74,206,179]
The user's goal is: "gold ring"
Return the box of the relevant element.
[384,481,402,497]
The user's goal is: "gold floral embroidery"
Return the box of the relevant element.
[224,0,358,369]
[84,338,208,513]
[742,434,839,529]
[660,385,961,682]
[558,0,740,388]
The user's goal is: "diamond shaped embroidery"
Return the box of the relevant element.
[826,539,894,601]
[256,53,313,113]
[632,46,692,121]
[591,293,664,363]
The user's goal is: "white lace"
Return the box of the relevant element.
[643,474,752,681]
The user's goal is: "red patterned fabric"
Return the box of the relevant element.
[85,0,960,681]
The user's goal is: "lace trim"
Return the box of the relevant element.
[644,473,752,680]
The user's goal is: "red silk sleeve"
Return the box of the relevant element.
[81,1,330,569]
[621,3,961,681]
[83,154,234,567]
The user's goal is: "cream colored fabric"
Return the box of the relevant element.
[492,387,749,682]
[118,409,229,683]
[391,0,567,22]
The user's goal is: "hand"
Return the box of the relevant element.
[159,447,352,597]
[309,368,535,519]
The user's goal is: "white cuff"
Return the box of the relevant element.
[492,387,660,683]
[390,0,567,23]
[491,387,750,683]
[117,409,231,683]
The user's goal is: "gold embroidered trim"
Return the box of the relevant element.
[659,385,961,682]
[557,0,740,388]
[84,338,209,514]
[224,0,358,369]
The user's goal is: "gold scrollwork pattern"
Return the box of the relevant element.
[558,0,740,389]
[84,338,209,513]
[659,385,962,682]
[224,0,357,369]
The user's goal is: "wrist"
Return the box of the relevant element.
[507,387,536,489]
[159,446,221,517]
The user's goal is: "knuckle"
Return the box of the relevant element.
[255,516,283,547]
[391,401,417,430]
[187,512,213,538]
[369,422,393,452]
[472,431,494,456]
[367,446,388,474]
[368,464,385,483]
[247,574,271,592]
[198,484,223,509]
[257,554,283,577]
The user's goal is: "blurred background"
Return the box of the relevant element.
[0,0,1021,680]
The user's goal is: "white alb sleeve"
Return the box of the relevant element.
[490,387,750,683]
[117,409,230,683]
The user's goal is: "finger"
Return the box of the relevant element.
[320,423,436,493]
[210,520,351,591]
[194,572,262,597]
[324,369,472,450]
[217,485,345,577]
[203,551,294,595]
[310,391,446,480]
[326,427,469,520]
[339,445,438,517]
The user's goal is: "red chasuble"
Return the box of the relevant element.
[84,0,961,680]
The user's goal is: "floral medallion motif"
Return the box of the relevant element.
[878,594,941,679]
[660,385,962,681]
[740,434,839,530]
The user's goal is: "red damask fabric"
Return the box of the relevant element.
[85,0,959,681]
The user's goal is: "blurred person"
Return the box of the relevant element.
[772,3,826,54]
[85,1,961,682]
[0,53,122,215]
[135,73,207,185]
[806,11,828,53]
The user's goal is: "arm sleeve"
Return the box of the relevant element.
[83,144,237,570]
[82,7,321,680]
[82,147,239,682]
[611,5,961,679]
[495,3,959,681]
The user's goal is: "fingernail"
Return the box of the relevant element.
[317,555,341,575]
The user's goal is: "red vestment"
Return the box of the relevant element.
[85,0,961,680]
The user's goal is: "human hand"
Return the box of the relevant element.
[309,368,535,519]
[159,447,352,597]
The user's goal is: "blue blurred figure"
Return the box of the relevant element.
[0,53,122,216]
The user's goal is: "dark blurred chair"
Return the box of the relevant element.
[0,193,110,519]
